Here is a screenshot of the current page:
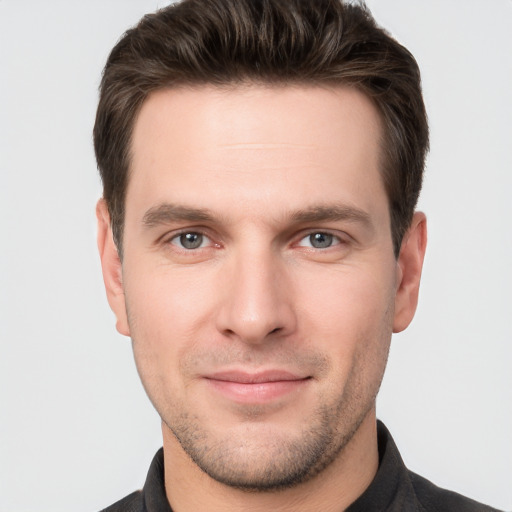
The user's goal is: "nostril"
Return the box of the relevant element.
[268,327,281,335]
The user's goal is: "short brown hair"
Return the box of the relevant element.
[94,0,428,257]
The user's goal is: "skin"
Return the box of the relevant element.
[97,85,427,512]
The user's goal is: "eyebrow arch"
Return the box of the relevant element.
[142,202,372,230]
[142,203,215,227]
[291,205,372,227]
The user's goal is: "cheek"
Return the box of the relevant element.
[298,263,394,328]
[295,264,395,367]
[124,266,217,378]
[300,269,394,405]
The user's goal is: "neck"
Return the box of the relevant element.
[162,409,379,512]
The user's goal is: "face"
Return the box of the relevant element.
[98,85,425,490]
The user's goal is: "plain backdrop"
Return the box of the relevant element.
[1,1,511,511]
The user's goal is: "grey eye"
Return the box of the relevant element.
[309,233,334,248]
[178,232,204,249]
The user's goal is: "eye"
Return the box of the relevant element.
[297,232,340,249]
[170,232,210,250]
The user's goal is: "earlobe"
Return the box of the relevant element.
[96,199,130,337]
[393,212,427,333]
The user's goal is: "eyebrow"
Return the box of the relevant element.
[143,203,214,227]
[142,202,372,229]
[291,205,372,227]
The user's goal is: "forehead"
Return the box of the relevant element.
[131,84,382,158]
[127,85,386,223]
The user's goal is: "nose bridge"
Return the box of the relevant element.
[217,241,295,343]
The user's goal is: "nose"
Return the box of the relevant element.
[215,248,297,345]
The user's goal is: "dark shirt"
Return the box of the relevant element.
[101,421,502,511]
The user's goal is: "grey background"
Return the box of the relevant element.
[1,1,511,510]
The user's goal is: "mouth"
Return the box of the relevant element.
[203,370,312,403]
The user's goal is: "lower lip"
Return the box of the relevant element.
[205,378,309,403]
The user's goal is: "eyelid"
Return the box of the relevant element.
[163,228,218,248]
[294,229,347,248]
[159,227,350,251]
[172,233,209,249]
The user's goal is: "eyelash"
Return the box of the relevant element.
[295,231,343,250]
[166,230,216,250]
[164,229,346,252]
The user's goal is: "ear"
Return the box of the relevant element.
[96,199,130,337]
[393,212,427,333]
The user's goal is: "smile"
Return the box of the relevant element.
[204,370,312,403]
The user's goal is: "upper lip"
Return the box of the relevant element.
[205,370,308,384]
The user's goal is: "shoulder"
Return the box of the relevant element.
[408,471,503,512]
[99,490,143,512]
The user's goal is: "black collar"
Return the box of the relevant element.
[138,421,419,512]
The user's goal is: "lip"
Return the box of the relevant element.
[204,370,311,403]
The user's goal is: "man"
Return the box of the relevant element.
[94,0,500,510]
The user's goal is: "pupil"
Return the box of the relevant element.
[310,233,332,248]
[180,233,202,249]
